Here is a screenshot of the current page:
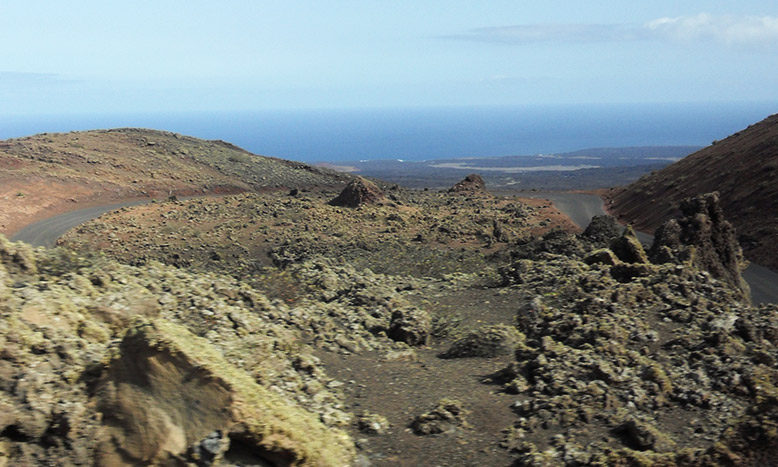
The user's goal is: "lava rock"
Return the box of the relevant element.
[650,192,750,298]
[388,307,431,346]
[329,177,386,208]
[439,324,523,359]
[448,174,487,194]
[94,319,354,466]
[582,215,621,247]
[410,399,470,435]
[609,225,648,264]
[584,248,620,266]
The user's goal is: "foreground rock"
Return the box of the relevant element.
[439,324,523,359]
[651,191,750,299]
[495,210,778,465]
[0,236,355,466]
[95,319,353,466]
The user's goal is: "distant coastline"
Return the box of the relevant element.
[1,101,774,163]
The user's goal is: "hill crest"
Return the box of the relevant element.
[0,128,350,234]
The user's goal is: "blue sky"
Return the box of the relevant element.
[2,1,777,115]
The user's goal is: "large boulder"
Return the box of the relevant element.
[439,325,524,359]
[581,215,621,247]
[387,307,431,346]
[329,176,385,208]
[94,319,354,466]
[650,192,750,298]
[448,174,487,194]
[610,225,649,264]
[410,399,470,435]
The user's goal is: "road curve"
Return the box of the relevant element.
[9,200,149,247]
[9,192,778,305]
[522,191,778,305]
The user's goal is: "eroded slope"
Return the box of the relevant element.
[607,113,778,270]
[0,128,349,235]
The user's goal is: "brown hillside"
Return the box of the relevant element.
[607,113,778,270]
[0,128,349,234]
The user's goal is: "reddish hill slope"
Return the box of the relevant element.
[0,128,349,234]
[607,113,778,270]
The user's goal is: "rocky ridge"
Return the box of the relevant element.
[607,112,778,271]
[0,236,354,466]
[43,188,778,465]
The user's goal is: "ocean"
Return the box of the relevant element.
[1,102,775,163]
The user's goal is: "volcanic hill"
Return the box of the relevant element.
[606,113,778,270]
[0,128,349,235]
[2,129,778,466]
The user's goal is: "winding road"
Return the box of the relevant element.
[9,192,778,304]
[9,200,149,248]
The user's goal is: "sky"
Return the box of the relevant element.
[1,1,777,115]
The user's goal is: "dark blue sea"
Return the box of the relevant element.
[1,102,774,163]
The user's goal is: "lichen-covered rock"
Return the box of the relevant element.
[388,306,431,346]
[650,192,750,299]
[617,418,676,453]
[609,225,648,263]
[410,399,470,435]
[439,324,523,359]
[508,229,586,261]
[581,215,621,247]
[700,400,778,466]
[0,235,37,274]
[584,248,620,266]
[329,176,385,208]
[94,319,355,466]
[0,236,357,466]
[448,173,487,194]
[356,411,390,435]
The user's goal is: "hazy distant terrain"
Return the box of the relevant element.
[320,146,700,191]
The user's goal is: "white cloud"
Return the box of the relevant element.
[447,14,778,49]
[645,14,778,47]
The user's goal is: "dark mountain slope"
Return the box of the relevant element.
[607,113,778,270]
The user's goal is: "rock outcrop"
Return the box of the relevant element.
[448,173,487,194]
[329,176,385,208]
[439,325,523,359]
[650,192,750,298]
[607,113,778,271]
[0,236,356,466]
[410,399,470,435]
[95,319,354,466]
[581,215,621,247]
[610,225,649,264]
